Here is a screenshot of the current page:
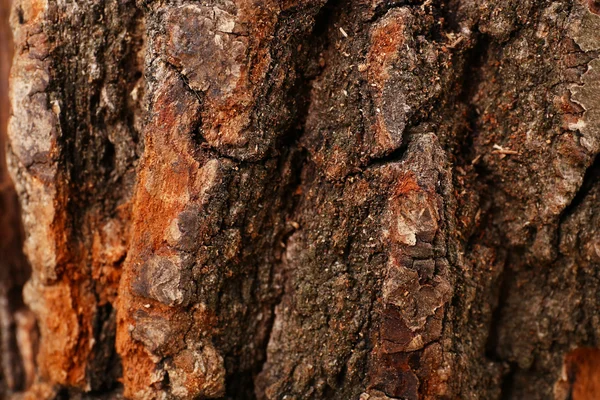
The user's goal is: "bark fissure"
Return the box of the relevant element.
[558,143,600,230]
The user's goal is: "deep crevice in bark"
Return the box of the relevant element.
[249,2,342,396]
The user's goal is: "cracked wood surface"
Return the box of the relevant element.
[2,0,600,399]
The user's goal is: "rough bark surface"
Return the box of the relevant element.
[2,0,600,399]
[1,0,34,394]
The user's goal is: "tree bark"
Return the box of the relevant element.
[1,0,34,394]
[2,0,600,399]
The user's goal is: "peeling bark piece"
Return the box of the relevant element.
[364,133,455,398]
[368,352,420,400]
[388,190,440,246]
[366,8,414,155]
[382,261,451,334]
[165,206,202,253]
[380,306,417,354]
[569,3,600,52]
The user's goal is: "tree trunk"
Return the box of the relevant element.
[2,0,600,399]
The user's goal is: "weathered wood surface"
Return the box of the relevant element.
[2,0,600,399]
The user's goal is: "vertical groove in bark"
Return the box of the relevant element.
[3,0,600,399]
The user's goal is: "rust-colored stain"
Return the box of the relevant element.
[556,348,600,400]
[116,71,208,398]
[366,8,409,154]
[392,172,421,197]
